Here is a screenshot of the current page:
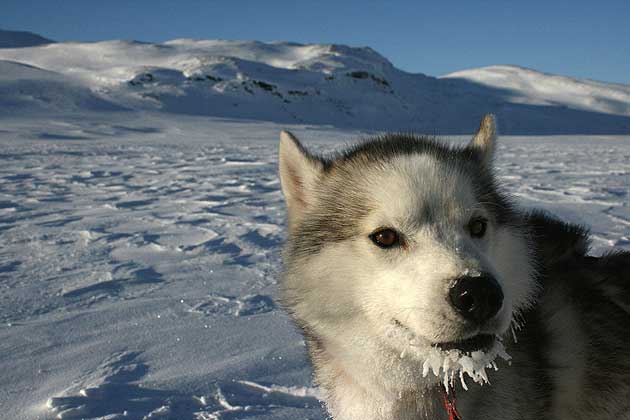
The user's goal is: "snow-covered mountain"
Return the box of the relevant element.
[443,65,630,121]
[0,29,54,48]
[0,31,629,134]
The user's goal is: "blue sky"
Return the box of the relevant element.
[3,0,629,84]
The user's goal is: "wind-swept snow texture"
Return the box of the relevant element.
[0,31,629,420]
[0,112,629,420]
[0,32,629,133]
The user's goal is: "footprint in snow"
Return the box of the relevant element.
[46,351,207,420]
[189,294,275,317]
[46,352,320,419]
[203,379,322,419]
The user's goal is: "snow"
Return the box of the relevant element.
[442,65,630,118]
[1,111,628,419]
[0,35,629,133]
[0,31,629,420]
[0,29,54,49]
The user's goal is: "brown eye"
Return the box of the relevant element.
[370,228,400,249]
[468,218,488,238]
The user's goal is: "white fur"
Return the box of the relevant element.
[281,143,536,419]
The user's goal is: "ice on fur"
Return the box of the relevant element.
[388,322,511,391]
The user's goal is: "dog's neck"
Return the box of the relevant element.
[313,340,442,420]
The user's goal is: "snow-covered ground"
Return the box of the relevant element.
[0,111,628,420]
[0,29,629,420]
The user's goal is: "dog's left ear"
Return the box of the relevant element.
[467,114,497,166]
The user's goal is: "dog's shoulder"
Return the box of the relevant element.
[525,209,630,315]
[523,210,630,418]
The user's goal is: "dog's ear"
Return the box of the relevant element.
[467,114,497,165]
[278,131,324,230]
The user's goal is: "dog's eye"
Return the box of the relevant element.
[370,228,400,249]
[468,218,488,238]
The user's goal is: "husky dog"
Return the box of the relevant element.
[277,115,630,420]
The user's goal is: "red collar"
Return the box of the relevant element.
[440,384,463,420]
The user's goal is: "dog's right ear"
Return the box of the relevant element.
[278,131,324,230]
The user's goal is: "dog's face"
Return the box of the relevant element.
[279,116,536,386]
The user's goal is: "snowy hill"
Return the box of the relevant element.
[0,29,54,48]
[0,60,125,113]
[0,33,629,133]
[443,65,630,121]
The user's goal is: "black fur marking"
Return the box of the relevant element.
[525,209,591,266]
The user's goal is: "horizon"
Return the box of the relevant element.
[2,0,629,85]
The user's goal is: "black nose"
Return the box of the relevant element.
[448,273,504,324]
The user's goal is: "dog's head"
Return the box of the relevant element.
[279,115,536,388]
